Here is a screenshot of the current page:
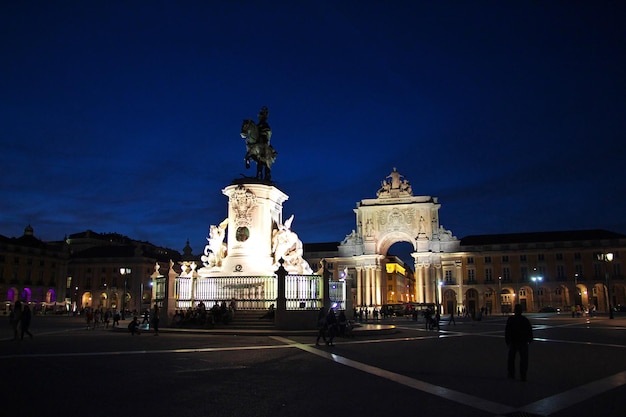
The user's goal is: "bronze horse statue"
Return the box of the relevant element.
[240,119,277,181]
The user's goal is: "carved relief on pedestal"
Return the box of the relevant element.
[376,207,416,234]
[229,185,257,243]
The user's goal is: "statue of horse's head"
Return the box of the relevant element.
[240,119,257,141]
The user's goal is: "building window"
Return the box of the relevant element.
[614,263,622,278]
[537,254,545,262]
[485,268,493,282]
[502,255,509,263]
[594,264,602,279]
[520,255,527,262]
[503,267,511,281]
[575,264,583,278]
[520,289,526,297]
[537,266,546,278]
[555,288,562,295]
[521,267,528,281]
[467,257,475,265]
[556,253,563,261]
[485,256,492,264]
[445,270,453,284]
[557,265,565,280]
[574,252,581,260]
[468,270,476,283]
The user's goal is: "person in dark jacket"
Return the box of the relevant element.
[505,304,533,381]
[315,307,327,346]
[325,308,338,346]
[128,316,141,335]
[20,303,33,339]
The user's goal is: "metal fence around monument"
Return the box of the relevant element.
[174,274,332,311]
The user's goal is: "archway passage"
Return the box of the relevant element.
[337,168,460,313]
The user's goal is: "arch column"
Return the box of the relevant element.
[375,266,382,306]
[423,264,433,303]
[356,267,363,307]
[365,266,373,306]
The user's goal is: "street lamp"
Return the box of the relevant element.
[119,267,131,317]
[74,286,78,314]
[498,276,502,315]
[531,275,543,312]
[598,253,614,319]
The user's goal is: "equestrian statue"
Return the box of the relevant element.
[240,106,277,181]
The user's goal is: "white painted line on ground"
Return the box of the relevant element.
[271,336,517,416]
[519,370,626,416]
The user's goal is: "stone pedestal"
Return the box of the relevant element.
[203,181,289,277]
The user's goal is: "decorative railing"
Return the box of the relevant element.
[174,274,334,311]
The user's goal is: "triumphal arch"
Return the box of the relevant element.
[337,168,461,309]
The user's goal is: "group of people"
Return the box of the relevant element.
[128,304,160,335]
[8,300,33,340]
[315,307,352,346]
[82,306,122,330]
[172,299,237,327]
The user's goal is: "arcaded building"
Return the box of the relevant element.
[303,169,625,316]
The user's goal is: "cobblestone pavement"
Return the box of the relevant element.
[1,313,625,416]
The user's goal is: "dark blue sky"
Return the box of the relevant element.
[2,1,625,255]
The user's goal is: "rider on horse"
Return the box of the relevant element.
[257,106,271,146]
[241,106,277,181]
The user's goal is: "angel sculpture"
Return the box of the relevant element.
[201,218,229,268]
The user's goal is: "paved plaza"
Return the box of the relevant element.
[1,312,625,416]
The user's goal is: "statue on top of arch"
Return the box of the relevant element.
[376,167,413,198]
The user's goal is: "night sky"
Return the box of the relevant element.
[2,1,625,257]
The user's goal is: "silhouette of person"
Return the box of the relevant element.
[128,316,141,335]
[315,307,327,346]
[9,301,23,340]
[325,308,338,346]
[20,303,33,339]
[505,304,534,381]
[151,304,160,336]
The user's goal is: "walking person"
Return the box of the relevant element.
[315,307,327,346]
[20,303,33,339]
[9,301,23,341]
[449,312,456,325]
[85,307,93,330]
[112,309,120,327]
[505,304,534,381]
[151,304,160,336]
[325,308,338,346]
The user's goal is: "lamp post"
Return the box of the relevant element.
[433,278,439,313]
[573,273,579,308]
[119,267,131,318]
[598,253,614,319]
[531,275,543,312]
[498,276,502,315]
